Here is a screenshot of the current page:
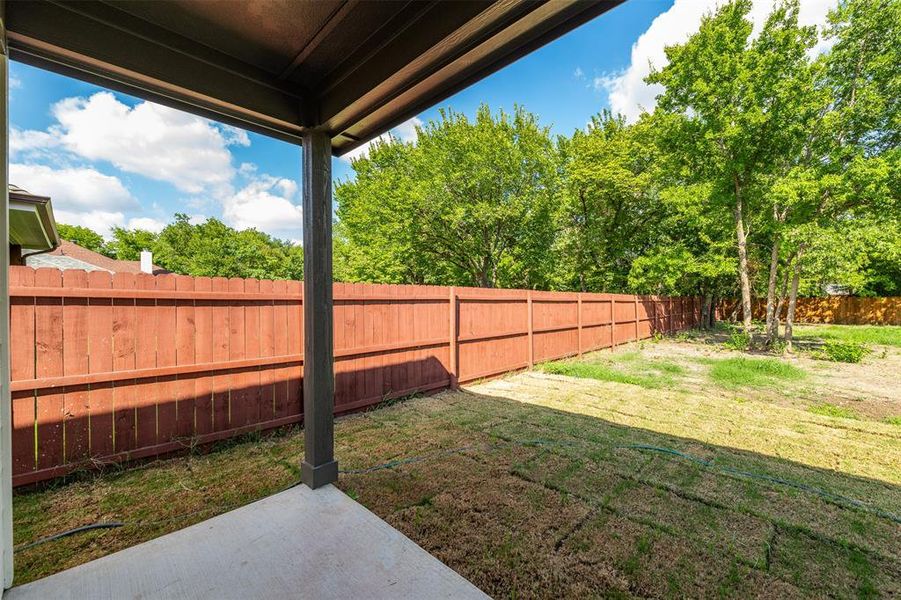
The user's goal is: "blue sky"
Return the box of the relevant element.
[7,0,834,242]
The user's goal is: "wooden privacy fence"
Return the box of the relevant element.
[9,266,701,486]
[718,297,901,326]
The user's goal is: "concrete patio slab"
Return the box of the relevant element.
[6,484,487,599]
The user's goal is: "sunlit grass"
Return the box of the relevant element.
[541,354,686,389]
[705,357,806,388]
[793,324,901,347]
[809,403,860,420]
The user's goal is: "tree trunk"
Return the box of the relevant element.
[773,257,792,339]
[708,295,717,328]
[764,232,781,344]
[784,246,804,350]
[733,181,753,334]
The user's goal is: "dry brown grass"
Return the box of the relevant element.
[13,334,901,598]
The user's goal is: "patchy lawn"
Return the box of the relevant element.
[793,324,901,348]
[13,327,901,598]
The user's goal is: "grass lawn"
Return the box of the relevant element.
[792,324,901,347]
[12,326,901,598]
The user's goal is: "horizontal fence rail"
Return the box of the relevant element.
[718,297,901,326]
[8,266,701,486]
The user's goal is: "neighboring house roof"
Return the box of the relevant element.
[25,240,169,275]
[9,184,61,252]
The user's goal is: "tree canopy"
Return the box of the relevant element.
[336,105,559,289]
[56,215,303,280]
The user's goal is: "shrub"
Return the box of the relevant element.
[723,330,751,351]
[815,341,870,363]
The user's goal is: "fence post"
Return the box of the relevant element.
[634,296,640,342]
[527,290,534,368]
[669,297,673,332]
[448,286,457,389]
[610,296,616,350]
[577,293,582,357]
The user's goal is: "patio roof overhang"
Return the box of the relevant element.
[4,0,622,154]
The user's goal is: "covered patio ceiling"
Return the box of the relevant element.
[5,0,622,153]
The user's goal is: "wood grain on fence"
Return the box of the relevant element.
[8,265,700,486]
[718,297,901,325]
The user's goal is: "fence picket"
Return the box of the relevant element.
[155,274,178,444]
[86,270,115,459]
[194,276,214,436]
[62,269,90,464]
[211,277,231,431]
[285,279,302,416]
[258,279,275,423]
[243,277,262,427]
[228,278,247,427]
[271,279,289,419]
[135,273,158,449]
[112,272,137,453]
[10,267,36,476]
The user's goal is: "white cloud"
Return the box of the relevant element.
[55,209,126,235]
[341,117,422,162]
[24,91,242,194]
[11,91,309,238]
[10,163,137,214]
[221,125,251,147]
[9,75,22,90]
[9,128,60,157]
[221,175,303,234]
[126,217,167,233]
[596,0,838,122]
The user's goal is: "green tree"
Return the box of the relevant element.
[153,215,303,280]
[107,227,159,261]
[334,138,426,283]
[779,0,901,345]
[627,179,737,323]
[56,223,110,256]
[336,105,559,288]
[101,214,304,280]
[554,112,663,292]
[648,0,819,335]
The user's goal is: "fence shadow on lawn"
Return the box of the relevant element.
[12,356,453,487]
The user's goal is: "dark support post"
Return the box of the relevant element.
[300,128,338,489]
